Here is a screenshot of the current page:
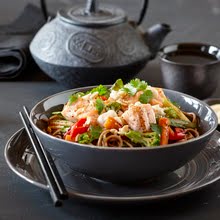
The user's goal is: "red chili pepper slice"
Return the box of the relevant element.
[100,96,107,101]
[70,118,89,138]
[74,118,87,127]
[169,127,185,140]
[71,126,89,138]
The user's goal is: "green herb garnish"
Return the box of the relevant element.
[90,85,109,96]
[169,118,197,128]
[96,98,105,114]
[150,124,162,135]
[129,78,148,91]
[139,90,153,104]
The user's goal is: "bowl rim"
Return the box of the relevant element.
[30,85,218,151]
[203,97,220,127]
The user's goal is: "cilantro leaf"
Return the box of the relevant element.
[139,90,153,104]
[129,78,148,91]
[96,98,105,114]
[121,78,149,96]
[150,124,162,135]
[90,85,109,96]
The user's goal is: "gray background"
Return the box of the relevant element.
[1,0,220,45]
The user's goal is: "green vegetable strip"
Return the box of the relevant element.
[169,118,197,128]
[163,98,190,122]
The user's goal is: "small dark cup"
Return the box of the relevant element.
[159,42,220,99]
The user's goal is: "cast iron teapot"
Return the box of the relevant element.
[30,0,171,88]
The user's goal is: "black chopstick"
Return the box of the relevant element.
[19,106,68,206]
[22,106,68,199]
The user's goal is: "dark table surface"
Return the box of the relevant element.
[1,0,220,219]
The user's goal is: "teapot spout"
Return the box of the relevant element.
[144,23,171,59]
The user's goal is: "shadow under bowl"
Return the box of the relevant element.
[29,86,217,183]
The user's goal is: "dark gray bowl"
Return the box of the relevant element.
[29,86,218,183]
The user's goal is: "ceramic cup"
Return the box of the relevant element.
[159,42,220,99]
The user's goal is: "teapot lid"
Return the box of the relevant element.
[58,0,126,27]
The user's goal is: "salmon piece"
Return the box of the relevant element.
[144,104,156,124]
[122,103,156,132]
[61,95,98,124]
[61,98,88,121]
[122,105,143,131]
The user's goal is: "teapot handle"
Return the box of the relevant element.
[40,0,148,25]
[137,0,148,25]
[40,0,49,21]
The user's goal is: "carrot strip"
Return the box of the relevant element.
[159,117,170,145]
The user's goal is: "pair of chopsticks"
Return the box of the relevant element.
[19,106,68,207]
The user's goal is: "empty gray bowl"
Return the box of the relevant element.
[29,86,217,183]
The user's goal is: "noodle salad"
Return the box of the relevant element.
[46,78,199,147]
